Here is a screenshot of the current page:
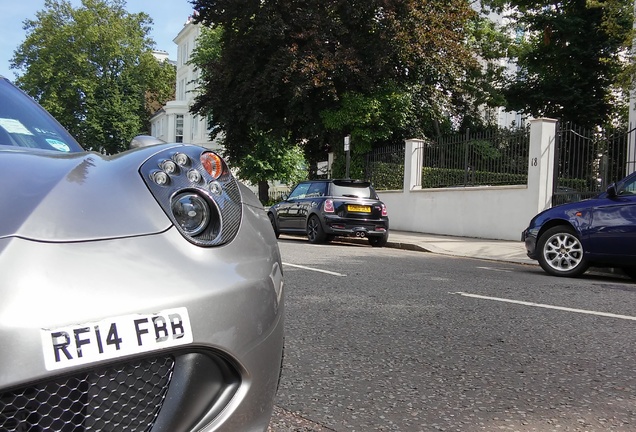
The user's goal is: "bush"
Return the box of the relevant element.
[368,162,404,190]
[421,167,527,188]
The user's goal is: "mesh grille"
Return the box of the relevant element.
[0,355,174,432]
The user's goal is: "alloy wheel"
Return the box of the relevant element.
[542,231,584,272]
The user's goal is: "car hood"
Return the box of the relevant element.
[528,197,598,229]
[0,145,176,242]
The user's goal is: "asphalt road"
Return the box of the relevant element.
[268,236,636,432]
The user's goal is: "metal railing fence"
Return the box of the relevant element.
[553,122,636,205]
[364,128,530,190]
[364,143,405,190]
[419,127,530,188]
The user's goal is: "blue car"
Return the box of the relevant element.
[522,171,636,278]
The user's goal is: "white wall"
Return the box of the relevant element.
[378,119,558,241]
[380,186,532,240]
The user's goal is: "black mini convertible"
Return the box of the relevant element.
[268,179,390,247]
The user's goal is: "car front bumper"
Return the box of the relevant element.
[521,228,539,260]
[0,204,284,432]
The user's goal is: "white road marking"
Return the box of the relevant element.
[283,263,346,277]
[476,266,513,273]
[451,292,636,321]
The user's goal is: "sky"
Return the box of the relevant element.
[0,0,197,80]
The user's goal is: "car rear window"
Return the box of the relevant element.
[331,181,374,199]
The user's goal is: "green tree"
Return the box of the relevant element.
[11,0,176,154]
[190,0,496,174]
[237,130,307,204]
[189,26,306,203]
[484,0,633,127]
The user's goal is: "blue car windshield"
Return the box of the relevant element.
[0,77,83,153]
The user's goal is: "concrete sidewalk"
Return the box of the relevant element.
[347,230,536,265]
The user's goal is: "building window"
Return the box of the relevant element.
[177,78,186,101]
[192,115,198,141]
[175,115,184,143]
[180,41,189,66]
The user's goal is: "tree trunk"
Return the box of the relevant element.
[258,180,270,205]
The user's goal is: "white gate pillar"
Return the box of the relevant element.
[404,138,425,191]
[527,118,558,215]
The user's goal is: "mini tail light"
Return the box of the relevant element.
[324,199,335,213]
[381,203,387,217]
[201,152,223,179]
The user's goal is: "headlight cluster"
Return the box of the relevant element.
[139,147,242,247]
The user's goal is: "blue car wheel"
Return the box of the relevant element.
[537,226,589,277]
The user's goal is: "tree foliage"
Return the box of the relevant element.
[189,26,307,202]
[190,0,499,175]
[483,0,633,127]
[11,0,176,154]
[237,130,307,203]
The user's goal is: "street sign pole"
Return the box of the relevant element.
[344,135,351,179]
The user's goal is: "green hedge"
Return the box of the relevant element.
[557,178,590,191]
[368,163,596,191]
[368,163,530,190]
[368,162,404,190]
[421,167,527,188]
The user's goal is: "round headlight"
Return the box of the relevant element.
[187,169,202,183]
[171,193,210,236]
[161,159,178,174]
[152,171,170,186]
[173,153,190,166]
[209,181,222,196]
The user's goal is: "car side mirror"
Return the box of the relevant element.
[282,194,289,201]
[607,183,617,198]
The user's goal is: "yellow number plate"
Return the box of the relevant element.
[347,205,371,213]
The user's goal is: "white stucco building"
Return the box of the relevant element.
[149,15,221,151]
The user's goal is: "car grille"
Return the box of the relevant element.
[0,356,174,431]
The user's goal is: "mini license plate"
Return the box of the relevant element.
[41,307,193,371]
[347,204,371,213]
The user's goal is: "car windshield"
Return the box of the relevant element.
[618,174,636,195]
[331,181,374,198]
[0,77,83,153]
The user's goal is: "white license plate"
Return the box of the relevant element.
[41,307,193,371]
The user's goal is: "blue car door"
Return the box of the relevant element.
[587,176,636,261]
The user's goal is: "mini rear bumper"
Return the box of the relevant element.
[323,215,389,238]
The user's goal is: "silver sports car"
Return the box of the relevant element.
[0,76,284,431]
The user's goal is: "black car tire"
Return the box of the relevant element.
[621,267,636,280]
[537,225,588,277]
[268,213,280,239]
[368,233,388,247]
[306,215,326,244]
